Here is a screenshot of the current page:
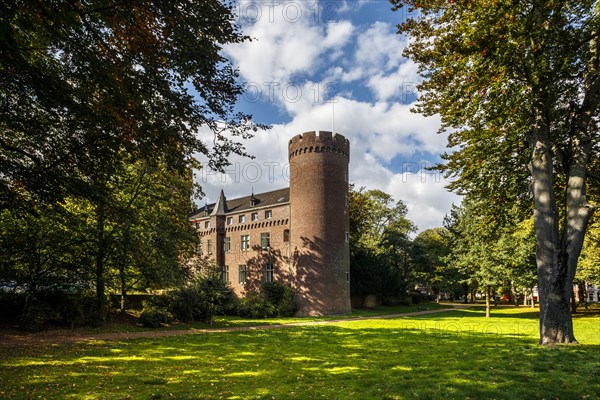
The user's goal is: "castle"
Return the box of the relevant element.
[189,131,351,315]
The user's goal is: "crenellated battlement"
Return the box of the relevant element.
[288,131,350,160]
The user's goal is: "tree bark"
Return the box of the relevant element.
[95,203,107,322]
[485,285,491,318]
[530,112,578,344]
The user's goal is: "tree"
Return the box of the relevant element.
[349,187,418,305]
[393,0,600,344]
[495,217,538,307]
[444,199,508,317]
[0,0,264,210]
[413,227,452,301]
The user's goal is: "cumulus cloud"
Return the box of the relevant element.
[194,2,460,232]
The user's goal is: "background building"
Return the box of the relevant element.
[189,131,351,315]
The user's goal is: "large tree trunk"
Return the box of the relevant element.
[485,285,491,318]
[530,115,577,344]
[95,203,107,322]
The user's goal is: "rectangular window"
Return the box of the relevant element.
[223,237,231,252]
[241,235,250,251]
[227,216,234,225]
[251,212,259,221]
[261,232,270,249]
[345,231,349,243]
[283,229,290,242]
[204,221,210,229]
[264,263,274,283]
[239,215,246,223]
[238,265,247,284]
[345,195,348,208]
[265,210,272,219]
[195,222,200,230]
[346,272,350,282]
[207,239,213,254]
[221,265,229,283]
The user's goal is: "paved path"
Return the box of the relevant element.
[0,305,471,348]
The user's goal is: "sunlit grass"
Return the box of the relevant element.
[0,307,598,399]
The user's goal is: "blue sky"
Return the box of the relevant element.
[194,0,460,232]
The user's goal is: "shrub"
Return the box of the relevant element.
[19,301,60,331]
[410,291,423,305]
[0,292,26,322]
[238,282,296,318]
[16,291,102,331]
[139,306,174,328]
[167,287,206,323]
[166,274,238,324]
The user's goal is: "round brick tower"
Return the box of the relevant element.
[289,131,351,315]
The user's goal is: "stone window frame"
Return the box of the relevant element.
[221,265,229,283]
[241,234,250,251]
[260,232,270,249]
[263,263,274,283]
[238,265,247,284]
[223,237,231,253]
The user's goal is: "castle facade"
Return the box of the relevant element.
[189,131,351,315]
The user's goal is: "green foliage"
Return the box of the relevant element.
[139,306,174,328]
[0,0,266,325]
[165,274,238,324]
[579,216,600,284]
[18,302,61,332]
[393,0,600,343]
[238,282,297,318]
[413,227,454,299]
[0,0,264,209]
[14,291,100,331]
[349,186,418,304]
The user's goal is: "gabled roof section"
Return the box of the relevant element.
[226,187,289,213]
[189,187,290,220]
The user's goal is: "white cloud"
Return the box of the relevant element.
[194,7,459,232]
[367,61,420,102]
[226,2,354,90]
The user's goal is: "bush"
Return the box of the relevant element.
[0,292,26,322]
[167,287,206,323]
[238,282,296,318]
[410,291,423,305]
[166,274,238,324]
[238,292,276,318]
[139,306,174,328]
[19,302,61,332]
[16,291,102,331]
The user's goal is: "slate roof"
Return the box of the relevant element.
[189,187,290,220]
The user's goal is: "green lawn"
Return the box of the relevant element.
[1,307,599,399]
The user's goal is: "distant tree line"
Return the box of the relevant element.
[349,186,599,317]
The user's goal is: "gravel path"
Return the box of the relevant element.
[0,306,469,347]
